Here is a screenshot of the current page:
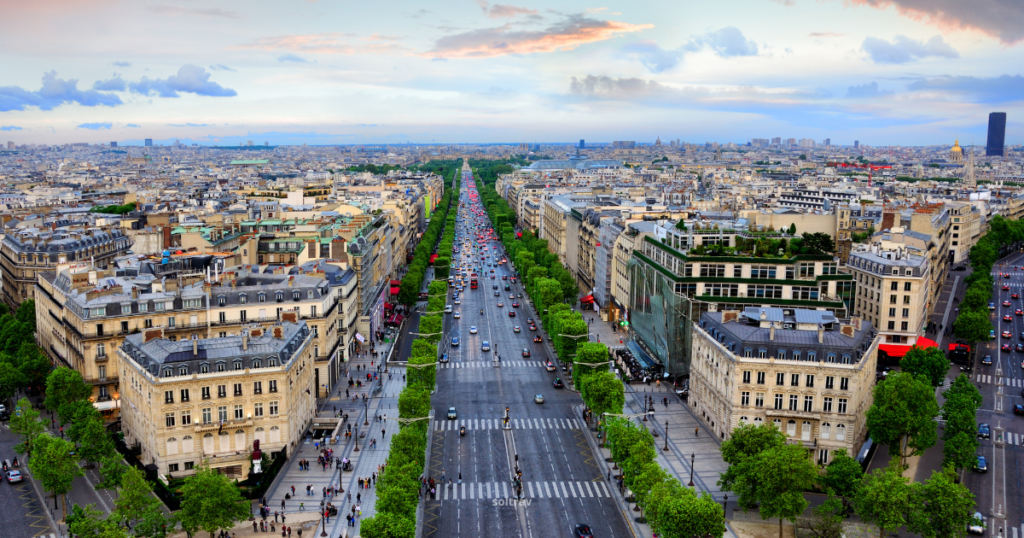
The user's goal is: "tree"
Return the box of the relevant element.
[359,511,416,538]
[953,310,991,347]
[647,480,726,538]
[901,346,950,387]
[10,396,46,456]
[177,466,251,538]
[113,467,172,537]
[796,494,846,538]
[574,342,609,384]
[820,448,863,511]
[45,367,93,423]
[397,387,431,420]
[0,361,27,402]
[907,467,975,538]
[66,503,131,538]
[865,372,938,468]
[96,452,130,489]
[788,223,797,234]
[18,349,52,389]
[854,459,914,538]
[749,444,820,538]
[29,433,84,511]
[718,422,786,495]
[632,463,670,519]
[800,232,835,255]
[579,371,624,419]
[941,374,983,470]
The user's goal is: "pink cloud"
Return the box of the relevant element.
[843,0,1024,44]
[476,1,538,19]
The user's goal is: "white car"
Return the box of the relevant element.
[469,326,478,334]
[444,305,453,314]
[454,311,461,319]
[454,298,461,304]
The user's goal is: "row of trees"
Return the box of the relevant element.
[954,215,1024,348]
[721,422,976,538]
[396,169,459,306]
[0,300,53,404]
[89,202,137,215]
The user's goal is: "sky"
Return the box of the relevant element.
[1,0,1023,147]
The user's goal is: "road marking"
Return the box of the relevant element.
[600,483,610,497]
[569,482,577,497]
[545,481,554,498]
[560,482,569,498]
[528,482,535,498]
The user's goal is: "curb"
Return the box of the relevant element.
[414,409,436,538]
[572,404,643,538]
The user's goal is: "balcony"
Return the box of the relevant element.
[94,354,109,363]
[193,419,254,434]
[765,409,822,421]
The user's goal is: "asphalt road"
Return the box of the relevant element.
[0,412,56,538]
[968,250,1024,538]
[422,169,632,538]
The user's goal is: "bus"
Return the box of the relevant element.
[470,274,478,289]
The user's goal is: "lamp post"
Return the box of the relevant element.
[663,421,669,451]
[688,452,695,487]
[723,494,728,516]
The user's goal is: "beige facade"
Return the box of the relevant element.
[947,202,982,264]
[907,204,950,315]
[847,241,930,345]
[689,310,878,464]
[117,322,316,479]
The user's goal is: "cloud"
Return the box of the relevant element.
[126,124,140,128]
[428,13,651,58]
[233,32,406,55]
[77,122,112,130]
[277,54,309,63]
[410,9,432,18]
[843,0,1024,44]
[111,61,132,67]
[209,64,235,71]
[693,26,758,57]
[809,31,844,37]
[908,74,1024,104]
[476,1,538,19]
[147,5,242,19]
[0,71,123,112]
[621,41,685,73]
[129,65,237,98]
[770,0,795,5]
[1,126,22,131]
[93,76,127,91]
[168,123,209,127]
[846,82,893,98]
[861,35,958,64]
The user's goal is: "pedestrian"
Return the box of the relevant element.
[382,428,386,440]
[253,521,258,533]
[281,499,286,510]
[275,511,279,523]
[300,502,304,511]
[695,427,699,437]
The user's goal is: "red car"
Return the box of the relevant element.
[1017,309,1023,316]
[1004,285,1011,290]
[1014,293,1021,300]
[508,311,516,317]
[1005,300,1013,307]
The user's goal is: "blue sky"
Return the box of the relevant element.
[1,0,1022,146]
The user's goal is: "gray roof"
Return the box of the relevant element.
[700,309,875,364]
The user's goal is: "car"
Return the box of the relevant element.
[493,284,499,290]
[445,305,453,314]
[517,293,523,298]
[535,394,545,404]
[495,290,500,296]
[447,407,457,420]
[513,325,521,333]
[508,311,516,317]
[526,318,534,324]
[1018,309,1024,316]
[1015,404,1024,416]
[490,275,495,279]
[522,348,531,357]
[990,303,997,310]
[1005,285,1011,291]
[454,311,461,319]
[5,470,22,484]
[1003,330,1012,338]
[967,512,986,535]
[991,329,996,339]
[981,355,993,365]
[574,524,594,538]
[553,378,564,389]
[974,456,988,473]
[497,301,504,307]
[509,294,515,299]
[470,326,478,334]
[504,284,511,291]
[511,277,517,283]
[545,361,556,372]
[1017,344,1024,353]
[1004,314,1013,322]
[482,341,491,351]
[978,423,991,438]
[454,297,461,305]
[502,275,508,280]
[1005,300,1013,307]
[1015,293,1021,299]
[451,337,460,347]
[512,302,520,308]
[439,353,449,363]
[529,324,537,331]
[1003,343,1011,351]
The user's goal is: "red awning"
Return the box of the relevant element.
[390,286,400,295]
[384,302,393,310]
[394,314,404,324]
[580,295,595,303]
[390,279,401,286]
[879,338,939,358]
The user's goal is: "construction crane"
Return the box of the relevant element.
[827,162,893,187]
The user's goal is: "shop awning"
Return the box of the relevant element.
[580,295,595,303]
[390,280,401,286]
[879,337,939,358]
[390,286,400,295]
[93,399,120,411]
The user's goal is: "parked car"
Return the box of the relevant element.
[981,355,993,365]
[974,456,988,473]
[5,470,21,484]
[978,423,991,439]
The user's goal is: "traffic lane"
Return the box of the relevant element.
[0,421,56,538]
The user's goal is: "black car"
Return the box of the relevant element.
[522,348,530,357]
[574,524,593,538]
[508,311,516,317]
[1018,344,1024,353]
[1015,404,1024,416]
[553,378,564,389]
[981,355,993,365]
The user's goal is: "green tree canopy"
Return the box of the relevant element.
[865,371,939,467]
[45,367,93,423]
[29,433,84,510]
[900,345,950,387]
[907,467,975,538]
[177,466,251,538]
[854,459,914,538]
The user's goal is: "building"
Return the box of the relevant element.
[145,139,153,147]
[846,238,930,350]
[949,141,964,163]
[987,112,1007,157]
[689,308,878,464]
[117,321,316,479]
[2,226,132,308]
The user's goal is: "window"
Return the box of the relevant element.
[254,381,263,394]
[733,265,743,278]
[97,343,106,357]
[748,284,783,299]
[774,394,783,410]
[218,385,227,398]
[139,303,148,313]
[184,461,194,470]
[742,371,751,384]
[888,308,896,317]
[755,393,764,408]
[268,359,277,368]
[825,376,835,389]
[787,420,797,436]
[181,410,191,425]
[756,372,766,385]
[743,348,753,358]
[890,294,897,304]
[269,380,278,393]
[233,383,242,396]
[234,404,244,420]
[823,397,833,413]
[750,265,777,279]
[202,387,211,400]
[838,398,848,414]
[888,321,896,330]
[840,377,849,391]
[792,351,801,361]
[902,308,910,318]
[901,321,909,331]
[121,304,131,315]
[240,294,247,305]
[804,396,814,412]
[700,264,726,278]
[821,423,831,439]
[155,302,165,311]
[269,401,279,415]
[836,424,847,441]
[165,413,175,427]
[217,363,225,373]
[777,349,786,360]
[789,394,799,411]
[252,359,261,369]
[741,392,750,406]
[254,403,264,417]
[903,295,911,304]
[904,282,912,291]
[805,375,814,388]
[234,361,243,371]
[98,365,106,379]
[258,293,266,303]
[218,406,228,422]
[793,286,820,300]
[180,389,190,402]
[890,281,898,291]
[164,390,174,404]
[791,374,800,387]
[240,311,247,322]
[202,408,211,424]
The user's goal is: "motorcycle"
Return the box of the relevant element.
[460,426,466,437]
[480,309,484,315]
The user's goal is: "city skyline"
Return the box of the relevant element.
[1,0,1023,145]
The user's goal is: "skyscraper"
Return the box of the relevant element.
[854,140,860,149]
[110,141,117,148]
[579,139,585,149]
[987,112,1007,157]
[144,138,153,147]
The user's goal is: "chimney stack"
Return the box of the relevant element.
[192,335,199,356]
[817,326,824,344]
[242,332,249,351]
[131,286,138,300]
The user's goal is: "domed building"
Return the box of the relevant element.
[950,140,963,163]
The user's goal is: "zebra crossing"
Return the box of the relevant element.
[434,417,582,432]
[438,480,611,501]
[439,360,543,369]
[974,374,1024,387]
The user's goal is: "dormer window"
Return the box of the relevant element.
[216,362,226,372]
[179,366,188,376]
[252,359,261,369]
[268,359,277,367]
[293,291,300,301]
[239,294,247,304]
[234,361,243,371]
[200,364,209,374]
[218,296,226,306]
[276,292,284,302]
[308,290,314,299]
[163,367,172,377]
[258,293,266,303]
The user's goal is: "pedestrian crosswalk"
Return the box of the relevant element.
[434,417,582,432]
[974,374,1024,387]
[437,480,611,501]
[439,360,543,369]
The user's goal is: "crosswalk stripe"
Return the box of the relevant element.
[503,481,509,498]
[568,482,577,497]
[528,482,535,497]
[600,483,610,497]
[560,482,569,498]
[544,481,552,498]
[582,481,592,497]
[434,418,582,432]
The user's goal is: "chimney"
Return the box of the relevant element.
[143,328,164,343]
[817,326,824,344]
[192,336,199,356]
[273,326,284,339]
[131,286,138,300]
[769,323,775,341]
[242,332,249,351]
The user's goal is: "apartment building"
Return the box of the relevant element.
[946,201,983,264]
[847,240,931,349]
[541,195,588,265]
[690,308,878,464]
[1,225,132,307]
[117,321,315,479]
[906,203,951,313]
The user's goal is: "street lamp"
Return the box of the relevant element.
[688,452,695,487]
[723,494,728,515]
[663,421,669,451]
